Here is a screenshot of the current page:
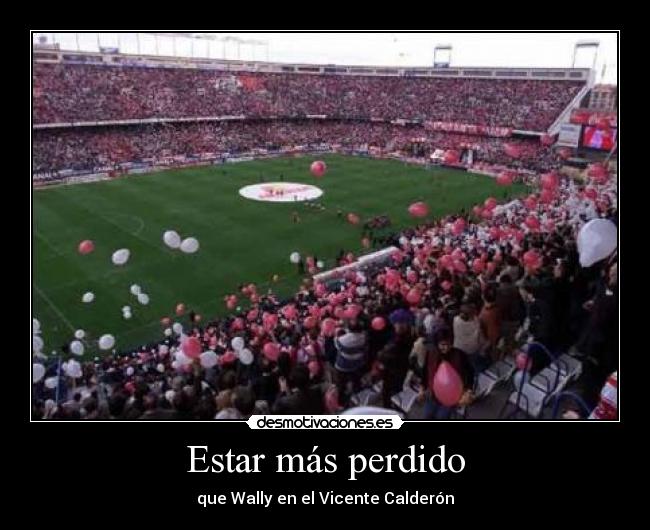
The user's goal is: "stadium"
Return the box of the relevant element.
[31,32,618,421]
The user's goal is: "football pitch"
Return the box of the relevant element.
[33,154,526,356]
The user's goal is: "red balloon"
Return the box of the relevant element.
[443,150,460,164]
[484,197,498,210]
[584,187,598,201]
[315,283,327,297]
[182,336,202,360]
[540,189,555,204]
[371,317,386,331]
[247,309,259,322]
[262,342,281,361]
[496,171,514,186]
[525,216,541,231]
[406,289,421,306]
[540,172,559,191]
[282,305,298,320]
[524,195,538,210]
[452,218,466,235]
[472,259,485,274]
[489,226,501,240]
[310,160,327,178]
[523,250,542,270]
[175,303,186,316]
[347,213,360,225]
[432,361,464,406]
[321,318,337,337]
[231,318,244,331]
[453,259,467,273]
[78,240,95,255]
[504,143,522,158]
[408,201,429,218]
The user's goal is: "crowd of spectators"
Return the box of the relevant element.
[33,120,562,174]
[33,62,583,130]
[32,167,618,420]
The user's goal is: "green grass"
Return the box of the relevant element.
[33,154,526,356]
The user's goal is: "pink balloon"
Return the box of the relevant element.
[540,189,555,204]
[496,171,514,186]
[443,150,460,164]
[78,240,95,255]
[231,318,245,331]
[262,342,281,361]
[282,305,297,320]
[408,201,429,218]
[247,309,259,322]
[504,143,522,158]
[371,317,386,331]
[453,259,467,273]
[472,259,485,274]
[182,337,202,360]
[540,172,559,191]
[524,195,538,210]
[432,361,464,407]
[484,197,498,210]
[315,283,327,297]
[523,250,542,270]
[310,160,327,178]
[452,218,466,235]
[584,187,598,201]
[525,216,541,231]
[406,289,421,306]
[303,316,318,329]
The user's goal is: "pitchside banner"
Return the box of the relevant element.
[557,123,582,147]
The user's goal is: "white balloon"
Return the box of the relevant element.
[231,336,245,352]
[180,237,200,254]
[157,363,165,373]
[70,340,84,356]
[98,334,115,350]
[165,390,176,402]
[65,359,82,378]
[200,351,218,369]
[111,248,130,266]
[125,366,134,377]
[317,260,324,269]
[44,376,59,389]
[74,329,85,340]
[290,252,301,264]
[577,219,617,268]
[137,293,150,305]
[238,348,254,365]
[33,363,45,383]
[82,292,95,303]
[122,305,132,312]
[130,284,142,295]
[171,361,180,370]
[172,323,183,335]
[175,351,192,366]
[163,230,181,249]
[33,335,44,353]
[164,328,172,337]
[123,312,132,320]
[33,318,41,334]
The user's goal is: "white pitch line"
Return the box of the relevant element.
[34,284,76,333]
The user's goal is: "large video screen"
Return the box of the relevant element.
[582,126,617,150]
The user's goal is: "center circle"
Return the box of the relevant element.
[239,182,324,202]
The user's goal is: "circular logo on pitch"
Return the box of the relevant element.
[239,182,323,202]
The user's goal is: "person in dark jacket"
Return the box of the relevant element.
[418,329,475,419]
[379,309,416,408]
[496,274,523,356]
[272,365,324,415]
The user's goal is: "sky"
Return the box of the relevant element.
[34,32,618,84]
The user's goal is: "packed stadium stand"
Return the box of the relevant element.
[32,48,617,421]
